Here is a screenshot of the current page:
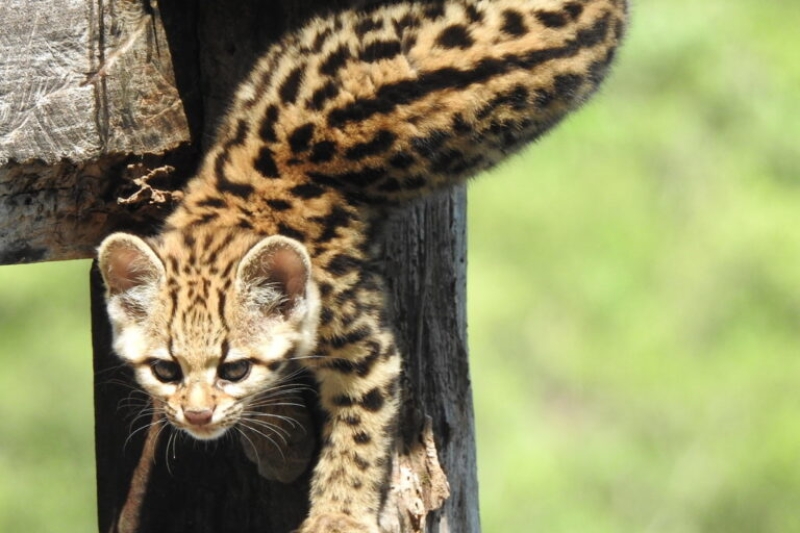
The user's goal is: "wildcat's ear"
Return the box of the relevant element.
[97,233,165,313]
[237,235,314,319]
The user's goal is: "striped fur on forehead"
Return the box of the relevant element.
[148,232,321,376]
[156,239,233,367]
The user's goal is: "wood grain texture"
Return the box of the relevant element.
[0,0,190,264]
[79,0,478,531]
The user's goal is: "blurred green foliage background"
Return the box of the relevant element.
[1,0,799,531]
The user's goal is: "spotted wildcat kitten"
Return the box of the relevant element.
[98,0,627,531]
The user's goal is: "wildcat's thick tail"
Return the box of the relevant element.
[204,0,628,207]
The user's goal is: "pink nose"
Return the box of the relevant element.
[184,408,213,426]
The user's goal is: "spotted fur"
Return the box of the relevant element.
[98,0,627,531]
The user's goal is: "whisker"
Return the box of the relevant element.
[163,424,184,477]
[249,391,307,403]
[287,354,333,361]
[247,397,307,406]
[118,400,152,412]
[104,378,146,394]
[247,396,309,407]
[249,386,313,401]
[128,408,158,423]
[243,410,305,430]
[239,423,287,460]
[239,417,293,440]
[118,398,152,412]
[254,381,315,394]
[124,416,162,451]
[235,427,262,471]
[273,366,313,380]
[151,420,171,463]
[94,363,131,378]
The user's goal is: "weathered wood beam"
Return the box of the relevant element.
[0,0,192,264]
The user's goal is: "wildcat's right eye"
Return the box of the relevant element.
[150,360,182,383]
[218,360,252,382]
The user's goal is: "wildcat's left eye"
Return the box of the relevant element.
[219,360,252,382]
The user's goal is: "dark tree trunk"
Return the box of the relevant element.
[0,0,479,531]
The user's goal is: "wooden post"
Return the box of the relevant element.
[3,1,479,531]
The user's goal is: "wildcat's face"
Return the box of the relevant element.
[97,231,320,440]
[119,305,309,440]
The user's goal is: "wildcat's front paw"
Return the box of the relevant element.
[295,513,379,533]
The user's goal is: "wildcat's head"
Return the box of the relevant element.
[97,231,320,440]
